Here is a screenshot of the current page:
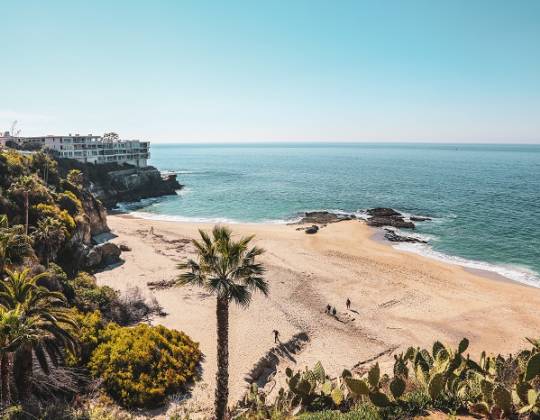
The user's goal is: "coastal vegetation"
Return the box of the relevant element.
[88,323,201,408]
[0,149,201,418]
[177,226,268,420]
[237,337,540,419]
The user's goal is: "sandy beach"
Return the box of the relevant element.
[95,215,540,417]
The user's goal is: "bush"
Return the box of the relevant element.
[297,406,381,420]
[111,285,164,325]
[70,272,119,314]
[88,323,202,408]
[68,309,107,366]
[34,203,76,233]
[57,191,83,216]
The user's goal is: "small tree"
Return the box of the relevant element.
[7,176,35,235]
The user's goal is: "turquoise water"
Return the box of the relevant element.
[126,143,540,286]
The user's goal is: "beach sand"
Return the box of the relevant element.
[95,215,540,418]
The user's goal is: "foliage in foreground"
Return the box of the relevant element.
[88,323,202,408]
[238,337,540,419]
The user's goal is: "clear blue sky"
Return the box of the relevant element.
[1,0,539,143]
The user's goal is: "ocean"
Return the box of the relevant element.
[122,143,540,287]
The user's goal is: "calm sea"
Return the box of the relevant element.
[122,143,540,286]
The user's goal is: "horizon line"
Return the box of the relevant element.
[150,140,540,146]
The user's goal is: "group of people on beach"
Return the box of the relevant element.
[272,298,352,344]
[325,298,352,317]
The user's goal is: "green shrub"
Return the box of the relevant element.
[67,309,107,366]
[297,406,381,420]
[70,272,118,314]
[34,203,76,233]
[88,323,202,408]
[57,190,83,216]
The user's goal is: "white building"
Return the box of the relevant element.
[4,134,150,167]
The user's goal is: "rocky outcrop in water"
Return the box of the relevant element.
[384,228,427,243]
[296,211,356,225]
[366,208,415,229]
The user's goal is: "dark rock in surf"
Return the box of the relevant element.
[367,216,415,229]
[297,211,354,225]
[365,207,415,229]
[384,228,426,243]
[366,208,401,217]
[410,216,432,222]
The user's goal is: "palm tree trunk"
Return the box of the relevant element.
[13,346,32,404]
[214,296,229,420]
[0,352,10,406]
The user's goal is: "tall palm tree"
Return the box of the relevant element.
[7,176,36,235]
[177,226,268,420]
[0,269,78,403]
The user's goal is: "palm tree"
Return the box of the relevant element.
[7,176,36,235]
[0,308,20,406]
[0,215,33,274]
[32,217,66,266]
[177,226,268,420]
[0,269,78,404]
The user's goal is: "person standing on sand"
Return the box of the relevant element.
[346,298,351,310]
[332,307,337,316]
[273,329,279,343]
[326,304,331,313]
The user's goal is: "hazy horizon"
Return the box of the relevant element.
[1,0,539,144]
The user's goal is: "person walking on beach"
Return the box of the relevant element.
[273,329,279,343]
[326,304,331,314]
[346,298,351,310]
[332,307,337,316]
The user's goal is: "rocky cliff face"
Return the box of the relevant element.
[90,167,182,209]
[56,159,182,209]
[58,187,112,274]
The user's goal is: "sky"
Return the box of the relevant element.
[1,0,539,143]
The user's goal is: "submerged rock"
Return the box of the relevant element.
[410,216,432,222]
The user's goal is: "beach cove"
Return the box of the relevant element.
[96,214,540,417]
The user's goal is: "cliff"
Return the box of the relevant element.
[56,159,182,209]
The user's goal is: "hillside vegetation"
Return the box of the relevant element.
[0,149,201,418]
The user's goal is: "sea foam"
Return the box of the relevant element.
[393,242,540,287]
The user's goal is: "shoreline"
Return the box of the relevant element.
[96,213,540,417]
[119,210,539,289]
